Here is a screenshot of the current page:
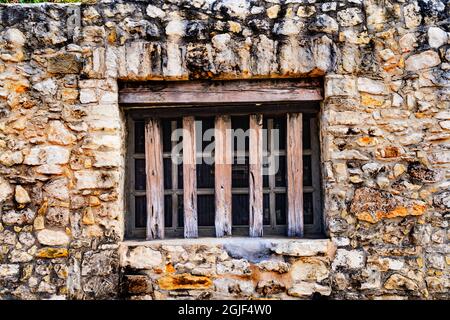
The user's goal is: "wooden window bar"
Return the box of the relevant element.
[144,113,304,239]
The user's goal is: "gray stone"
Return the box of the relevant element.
[3,28,26,47]
[217,259,251,275]
[2,208,35,226]
[0,264,20,279]
[428,27,448,48]
[33,79,58,96]
[309,15,338,34]
[332,249,365,269]
[337,8,363,27]
[146,5,166,19]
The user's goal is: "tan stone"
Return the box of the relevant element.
[36,248,69,259]
[290,258,329,282]
[47,121,76,146]
[384,274,418,291]
[288,282,331,297]
[37,229,70,246]
[15,186,31,205]
[266,5,280,19]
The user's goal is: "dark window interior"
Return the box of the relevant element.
[126,107,322,239]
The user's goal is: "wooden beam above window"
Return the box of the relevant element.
[119,79,323,105]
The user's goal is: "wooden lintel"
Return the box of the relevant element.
[119,80,323,105]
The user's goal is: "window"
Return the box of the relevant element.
[122,80,323,239]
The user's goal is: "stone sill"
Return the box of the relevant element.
[120,237,335,260]
[122,237,328,246]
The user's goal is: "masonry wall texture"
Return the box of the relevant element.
[0,0,448,300]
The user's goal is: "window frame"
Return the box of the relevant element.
[125,103,323,239]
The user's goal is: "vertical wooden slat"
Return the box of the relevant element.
[249,114,263,237]
[171,120,179,231]
[145,118,165,240]
[287,113,304,237]
[182,116,198,238]
[214,115,232,237]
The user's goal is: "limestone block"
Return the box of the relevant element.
[146,5,166,19]
[403,2,422,29]
[270,239,332,257]
[405,50,441,72]
[15,185,31,204]
[0,264,20,279]
[46,207,70,227]
[123,246,163,269]
[24,146,70,166]
[256,260,290,273]
[0,176,13,203]
[384,274,418,291]
[428,27,448,49]
[81,250,117,276]
[2,208,35,226]
[33,79,58,96]
[217,0,250,20]
[37,229,70,246]
[47,121,76,146]
[74,170,118,190]
[288,282,331,297]
[0,151,23,167]
[309,14,339,34]
[3,28,26,47]
[290,258,329,282]
[93,151,121,168]
[337,8,363,27]
[217,259,251,275]
[324,75,357,97]
[357,77,387,95]
[43,178,70,201]
[332,249,365,269]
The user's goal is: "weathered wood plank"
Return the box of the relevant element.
[287,113,304,237]
[249,114,264,237]
[119,80,323,105]
[182,116,198,238]
[145,118,165,240]
[214,115,232,237]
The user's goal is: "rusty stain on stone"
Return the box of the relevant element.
[351,187,426,223]
[158,273,212,290]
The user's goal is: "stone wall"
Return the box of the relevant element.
[0,0,448,300]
